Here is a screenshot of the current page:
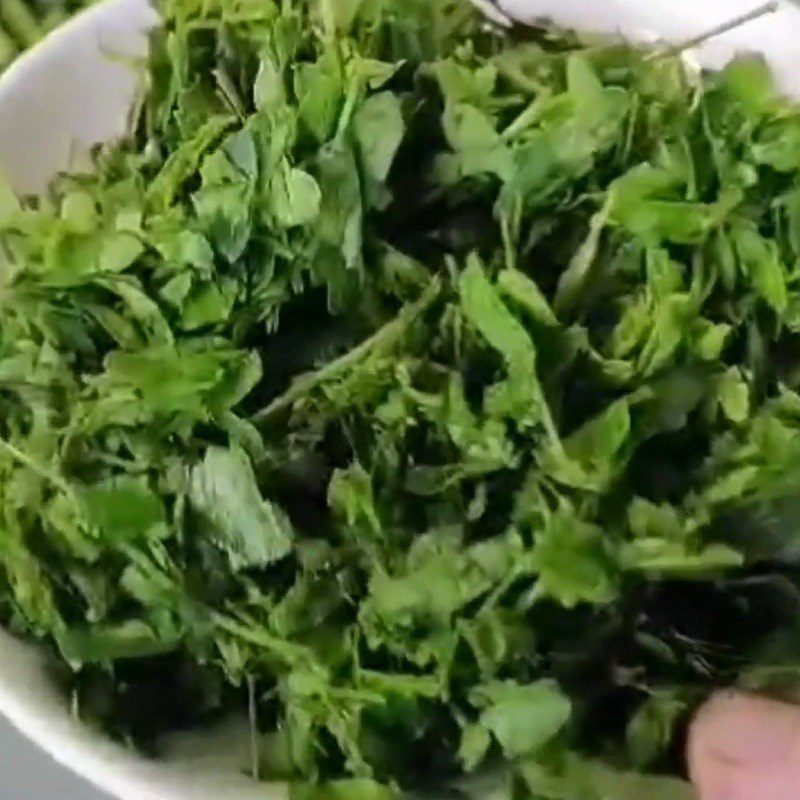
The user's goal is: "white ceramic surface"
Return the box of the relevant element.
[1,1,800,798]
[0,0,155,194]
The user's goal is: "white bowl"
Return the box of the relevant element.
[2,1,800,798]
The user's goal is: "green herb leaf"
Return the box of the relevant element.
[189,446,293,570]
[470,679,572,758]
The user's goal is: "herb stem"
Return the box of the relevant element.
[0,23,16,67]
[0,436,73,497]
[253,276,442,424]
[247,675,260,781]
[644,1,780,63]
[0,0,42,48]
[210,611,311,665]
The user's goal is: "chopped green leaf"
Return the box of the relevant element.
[188,446,293,570]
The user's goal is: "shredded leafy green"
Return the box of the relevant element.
[4,1,800,797]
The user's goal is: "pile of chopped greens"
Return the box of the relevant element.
[6,0,800,797]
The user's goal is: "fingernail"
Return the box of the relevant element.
[696,692,800,766]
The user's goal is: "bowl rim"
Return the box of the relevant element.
[0,11,274,799]
[0,0,133,90]
[0,5,152,791]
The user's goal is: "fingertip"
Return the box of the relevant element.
[688,692,736,800]
[688,691,800,800]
